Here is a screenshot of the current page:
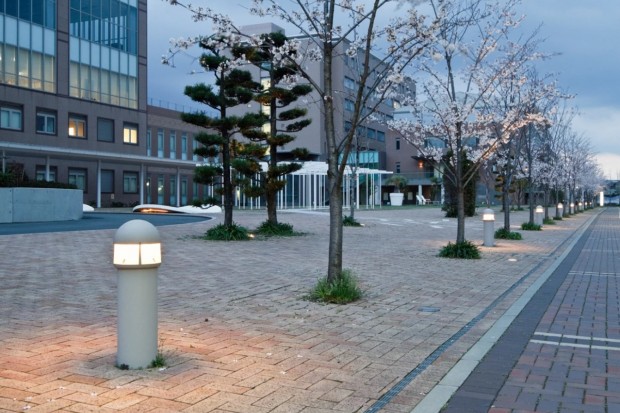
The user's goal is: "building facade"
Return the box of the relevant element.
[0,0,203,207]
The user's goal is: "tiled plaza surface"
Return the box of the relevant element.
[443,207,619,413]
[0,206,597,412]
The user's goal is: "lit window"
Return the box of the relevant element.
[36,111,56,134]
[1,106,23,130]
[123,123,138,144]
[68,115,87,138]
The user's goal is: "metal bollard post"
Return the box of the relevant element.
[482,208,495,247]
[557,203,563,218]
[113,219,162,369]
[534,205,544,226]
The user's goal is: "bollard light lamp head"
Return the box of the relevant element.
[557,202,563,209]
[113,220,162,269]
[535,205,544,213]
[482,208,495,221]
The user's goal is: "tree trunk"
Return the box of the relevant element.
[265,142,278,225]
[528,176,534,224]
[223,147,233,227]
[327,170,343,284]
[502,174,512,231]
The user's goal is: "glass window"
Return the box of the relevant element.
[395,162,401,174]
[377,130,386,142]
[170,131,176,159]
[123,123,138,144]
[97,118,114,142]
[35,165,57,182]
[123,171,138,193]
[36,110,56,134]
[344,99,355,112]
[181,177,188,205]
[395,137,400,150]
[68,168,87,190]
[146,129,151,156]
[181,133,188,160]
[170,176,177,206]
[1,105,23,130]
[344,77,355,90]
[367,128,376,140]
[157,175,164,204]
[157,129,164,158]
[101,169,114,193]
[68,114,87,138]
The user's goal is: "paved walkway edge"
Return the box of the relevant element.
[409,211,602,413]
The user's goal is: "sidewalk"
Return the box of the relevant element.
[440,207,618,413]
[0,206,597,412]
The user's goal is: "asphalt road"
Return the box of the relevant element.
[0,212,211,236]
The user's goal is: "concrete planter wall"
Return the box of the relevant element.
[0,188,83,223]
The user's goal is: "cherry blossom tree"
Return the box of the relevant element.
[389,0,547,248]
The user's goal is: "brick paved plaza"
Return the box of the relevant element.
[0,206,598,412]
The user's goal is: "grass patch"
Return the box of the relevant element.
[543,217,556,225]
[254,221,297,237]
[204,223,250,241]
[438,240,481,259]
[521,222,542,231]
[343,216,363,227]
[306,270,362,304]
[149,352,166,369]
[494,227,523,240]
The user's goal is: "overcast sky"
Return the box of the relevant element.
[148,1,620,179]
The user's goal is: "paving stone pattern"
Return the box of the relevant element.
[484,208,620,413]
[0,207,595,412]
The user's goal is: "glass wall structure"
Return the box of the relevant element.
[69,0,138,108]
[0,0,57,91]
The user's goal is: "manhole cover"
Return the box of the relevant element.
[418,306,440,313]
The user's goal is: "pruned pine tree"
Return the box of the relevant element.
[181,40,264,228]
[231,31,313,225]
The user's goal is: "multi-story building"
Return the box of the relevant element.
[0,0,203,208]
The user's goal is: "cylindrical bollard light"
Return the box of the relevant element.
[482,208,495,247]
[534,205,544,226]
[557,203,563,218]
[113,219,162,369]
[570,202,575,214]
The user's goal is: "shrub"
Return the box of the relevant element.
[306,270,362,304]
[494,228,523,240]
[553,216,562,221]
[521,222,542,231]
[438,240,481,259]
[254,221,296,237]
[543,218,556,225]
[343,215,363,227]
[204,223,250,241]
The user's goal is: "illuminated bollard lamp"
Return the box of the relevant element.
[557,203,563,218]
[570,202,575,214]
[534,205,544,226]
[482,208,495,247]
[113,219,162,369]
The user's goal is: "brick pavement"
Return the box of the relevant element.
[0,206,597,412]
[442,208,617,413]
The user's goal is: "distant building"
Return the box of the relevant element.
[0,0,204,207]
